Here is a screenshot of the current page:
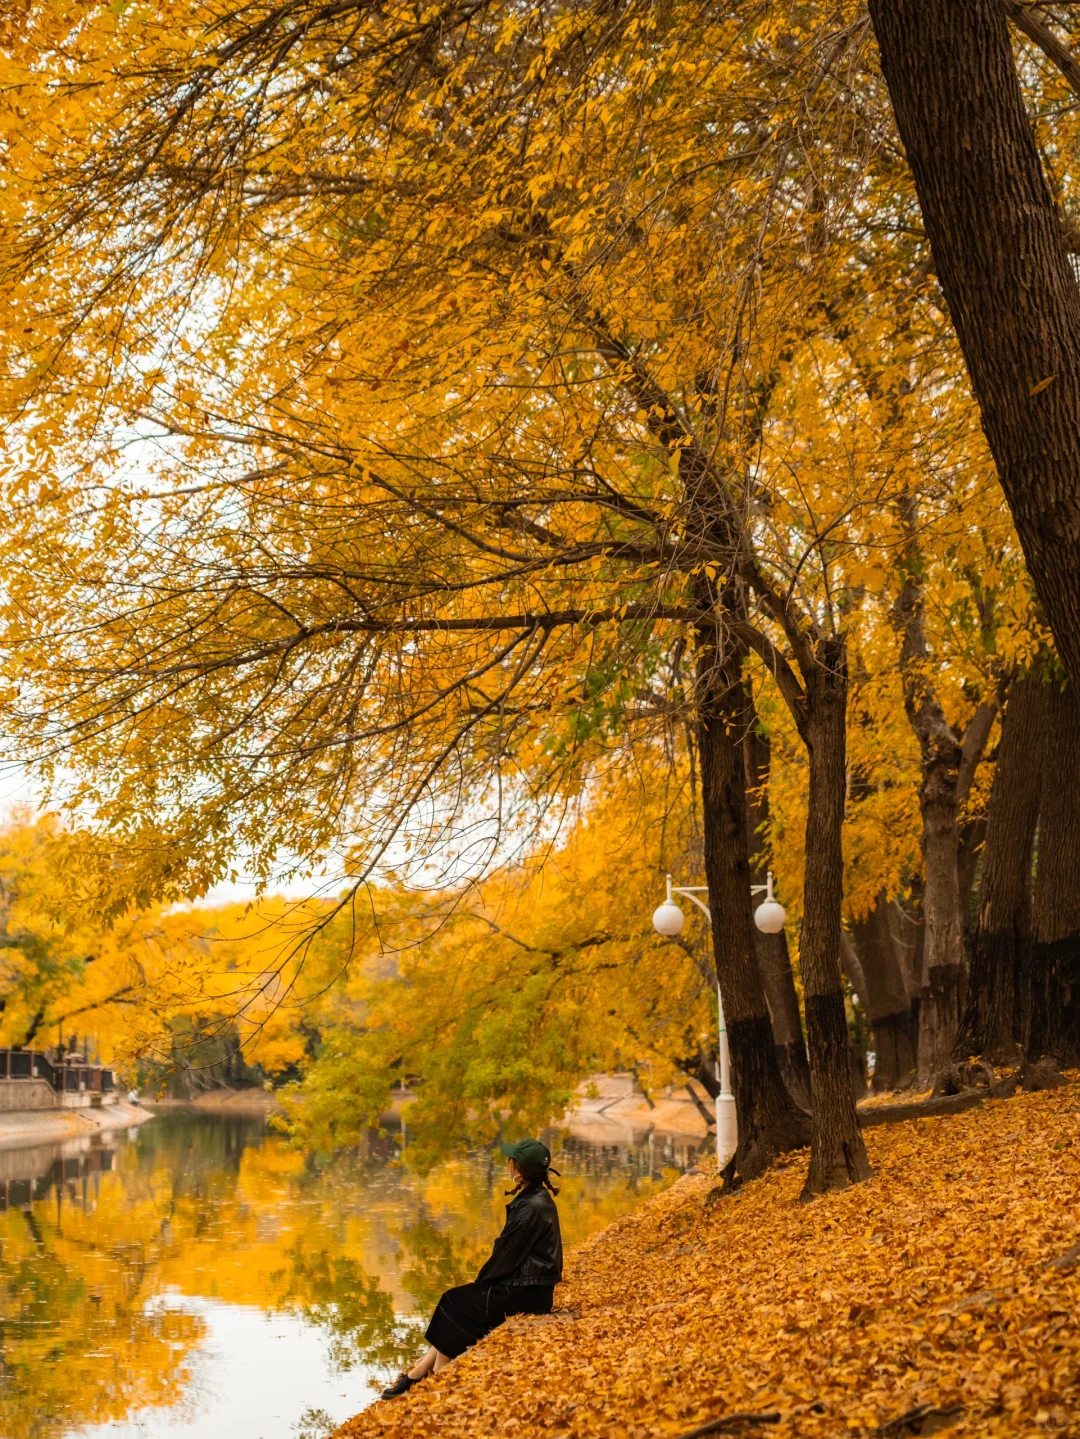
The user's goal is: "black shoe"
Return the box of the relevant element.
[381,1373,421,1400]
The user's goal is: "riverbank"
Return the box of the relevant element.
[138,1074,712,1136]
[0,1098,151,1152]
[141,1088,281,1115]
[562,1073,711,1144]
[337,1081,1080,1439]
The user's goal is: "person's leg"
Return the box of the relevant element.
[406,1347,438,1380]
[382,1342,449,1398]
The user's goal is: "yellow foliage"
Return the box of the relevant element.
[0,0,1036,921]
[279,765,717,1160]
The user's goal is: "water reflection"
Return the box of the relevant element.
[0,1113,703,1439]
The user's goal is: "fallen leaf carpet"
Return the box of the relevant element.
[335,1084,1080,1438]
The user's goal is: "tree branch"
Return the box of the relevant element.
[48,988,139,1028]
[731,618,810,740]
[1004,0,1080,98]
[957,698,1000,807]
[85,605,705,683]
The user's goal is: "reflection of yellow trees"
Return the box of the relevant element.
[0,1117,691,1435]
[0,1201,206,1439]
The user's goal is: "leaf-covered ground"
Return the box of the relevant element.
[336,1084,1080,1438]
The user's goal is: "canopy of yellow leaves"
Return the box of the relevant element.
[0,751,919,1148]
[0,816,319,1077]
[274,765,723,1160]
[338,1086,1080,1439]
[0,761,724,1145]
[0,0,1041,912]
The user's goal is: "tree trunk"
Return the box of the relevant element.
[696,640,811,1183]
[916,748,967,1085]
[743,712,812,1108]
[838,932,873,1099]
[798,638,872,1199]
[894,493,997,1087]
[888,894,923,1011]
[869,0,1080,691]
[955,672,1047,1065]
[839,929,870,1016]
[956,691,1000,936]
[849,893,918,1091]
[681,1049,720,1101]
[958,814,987,939]
[1028,682,1080,1069]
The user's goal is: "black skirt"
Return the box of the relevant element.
[425,1281,554,1359]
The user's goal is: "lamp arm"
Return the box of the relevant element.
[671,869,777,911]
[751,872,778,901]
[670,887,713,922]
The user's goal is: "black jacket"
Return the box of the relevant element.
[475,1181,563,1289]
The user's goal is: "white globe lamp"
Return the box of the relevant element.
[753,872,786,935]
[652,901,686,938]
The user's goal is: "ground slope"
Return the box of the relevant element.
[338,1085,1080,1438]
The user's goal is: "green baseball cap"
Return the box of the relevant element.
[499,1137,551,1177]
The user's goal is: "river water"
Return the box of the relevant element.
[0,1111,702,1439]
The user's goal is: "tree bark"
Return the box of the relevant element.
[743,711,812,1109]
[916,742,967,1085]
[958,694,1000,934]
[848,893,918,1091]
[839,928,870,1017]
[888,894,923,1010]
[958,813,987,940]
[1028,682,1080,1069]
[798,638,872,1199]
[869,0,1080,691]
[955,672,1047,1065]
[894,493,997,1086]
[695,640,811,1183]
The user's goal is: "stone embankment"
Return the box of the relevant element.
[0,1046,152,1151]
[0,1098,150,1152]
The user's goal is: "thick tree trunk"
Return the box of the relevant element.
[798,638,872,1199]
[1028,683,1080,1069]
[869,0,1080,690]
[955,673,1047,1065]
[743,713,812,1109]
[696,641,811,1183]
[849,893,918,1091]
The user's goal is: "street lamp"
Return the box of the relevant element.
[652,872,787,1167]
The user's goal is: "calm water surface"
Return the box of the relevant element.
[0,1112,702,1439]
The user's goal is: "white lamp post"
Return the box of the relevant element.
[652,871,787,1167]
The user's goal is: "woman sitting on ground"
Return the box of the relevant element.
[381,1137,563,1398]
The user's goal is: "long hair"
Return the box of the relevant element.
[539,1166,560,1197]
